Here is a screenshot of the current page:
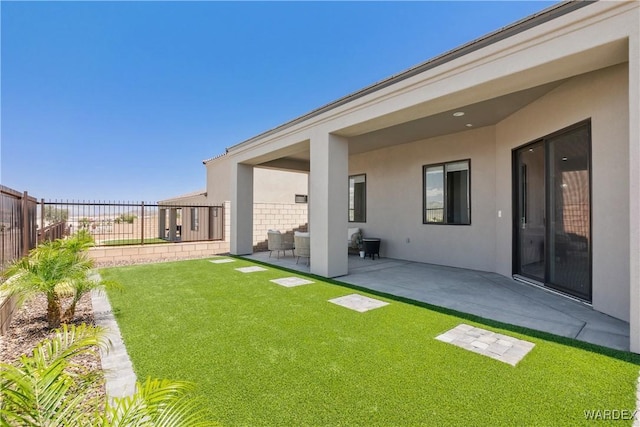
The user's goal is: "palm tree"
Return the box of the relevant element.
[1,231,118,328]
[0,323,107,425]
[0,324,216,426]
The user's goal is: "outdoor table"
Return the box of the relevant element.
[362,238,381,260]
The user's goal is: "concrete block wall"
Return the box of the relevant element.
[88,241,230,266]
[252,202,308,251]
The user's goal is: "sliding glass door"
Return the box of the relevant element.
[515,142,545,282]
[514,121,592,301]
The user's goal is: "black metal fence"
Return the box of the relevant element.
[42,200,224,246]
[0,191,225,335]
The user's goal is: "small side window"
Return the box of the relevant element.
[423,160,470,225]
[349,174,366,222]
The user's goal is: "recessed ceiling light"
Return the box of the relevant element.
[562,157,568,161]
[465,123,473,127]
[453,111,465,117]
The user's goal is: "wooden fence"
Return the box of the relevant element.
[0,186,39,335]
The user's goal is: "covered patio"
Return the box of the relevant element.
[223,2,640,352]
[243,251,630,352]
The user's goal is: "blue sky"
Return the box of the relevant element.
[1,1,556,202]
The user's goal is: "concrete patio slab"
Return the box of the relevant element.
[328,293,389,312]
[436,323,535,366]
[235,266,268,273]
[243,252,630,351]
[209,258,236,264]
[270,277,315,288]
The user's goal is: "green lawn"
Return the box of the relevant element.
[100,238,168,246]
[102,258,640,426]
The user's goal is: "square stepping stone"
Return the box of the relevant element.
[328,294,389,313]
[235,266,268,273]
[436,324,535,366]
[209,259,235,264]
[270,277,314,288]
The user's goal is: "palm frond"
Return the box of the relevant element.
[1,324,217,426]
[60,229,95,254]
[104,378,217,427]
[0,324,109,426]
[32,323,110,366]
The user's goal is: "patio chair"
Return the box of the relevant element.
[294,232,310,265]
[267,230,294,259]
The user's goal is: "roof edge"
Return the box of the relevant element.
[202,150,228,165]
[225,0,595,154]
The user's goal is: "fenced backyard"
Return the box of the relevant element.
[1,189,225,257]
[42,200,224,246]
[0,185,227,335]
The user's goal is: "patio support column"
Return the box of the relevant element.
[309,132,348,277]
[629,28,640,353]
[231,162,254,255]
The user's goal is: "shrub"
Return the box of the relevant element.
[114,214,137,224]
[0,324,215,426]
[1,231,119,328]
[44,206,69,223]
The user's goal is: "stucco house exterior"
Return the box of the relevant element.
[206,2,640,352]
[203,153,309,249]
[162,153,309,248]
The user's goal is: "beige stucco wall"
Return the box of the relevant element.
[206,155,308,204]
[496,63,630,322]
[205,155,309,249]
[205,156,232,203]
[348,63,629,322]
[349,125,497,272]
[253,169,308,203]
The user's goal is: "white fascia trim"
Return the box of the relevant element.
[226,1,635,161]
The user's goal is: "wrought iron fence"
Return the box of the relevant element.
[42,200,224,246]
[0,192,225,335]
